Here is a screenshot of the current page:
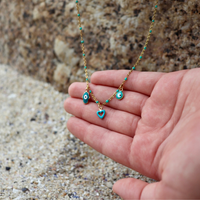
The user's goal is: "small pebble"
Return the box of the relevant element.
[21,187,29,193]
[5,166,11,171]
[106,182,113,188]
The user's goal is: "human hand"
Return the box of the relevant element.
[64,68,200,199]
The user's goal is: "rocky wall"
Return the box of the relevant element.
[0,0,199,92]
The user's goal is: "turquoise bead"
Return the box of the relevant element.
[116,89,119,92]
[76,0,78,3]
[140,56,142,59]
[84,66,87,69]
[132,66,135,70]
[89,90,91,93]
[81,40,84,43]
[80,27,82,30]
[86,78,88,81]
[155,5,158,8]
[77,14,80,17]
[96,101,99,103]
[144,47,147,50]
[150,30,152,33]
[152,20,155,22]
[106,100,109,103]
[83,54,85,56]
[125,77,127,81]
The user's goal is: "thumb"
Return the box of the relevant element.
[113,178,158,200]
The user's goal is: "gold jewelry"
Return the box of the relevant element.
[75,0,159,119]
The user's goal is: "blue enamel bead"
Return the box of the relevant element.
[116,91,124,100]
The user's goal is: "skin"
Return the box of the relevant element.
[64,68,200,199]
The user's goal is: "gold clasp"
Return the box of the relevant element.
[98,104,103,111]
[119,86,124,92]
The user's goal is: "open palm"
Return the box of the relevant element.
[64,68,200,199]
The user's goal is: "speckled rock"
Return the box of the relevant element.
[0,0,199,92]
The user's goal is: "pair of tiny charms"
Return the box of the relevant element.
[82,88,124,119]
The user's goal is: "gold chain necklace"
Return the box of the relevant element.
[75,0,159,119]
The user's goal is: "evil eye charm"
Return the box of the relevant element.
[83,92,90,104]
[116,91,124,100]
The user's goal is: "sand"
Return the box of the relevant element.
[0,64,153,199]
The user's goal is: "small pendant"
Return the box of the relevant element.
[83,91,90,104]
[97,109,106,119]
[116,90,124,100]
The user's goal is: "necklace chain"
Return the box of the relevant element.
[76,0,159,112]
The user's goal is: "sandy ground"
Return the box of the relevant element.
[0,64,153,200]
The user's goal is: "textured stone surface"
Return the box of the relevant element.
[0,0,200,92]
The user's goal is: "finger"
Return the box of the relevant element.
[113,178,148,199]
[67,116,133,167]
[91,70,164,96]
[64,97,139,137]
[68,82,148,116]
[113,178,158,200]
[113,178,185,199]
